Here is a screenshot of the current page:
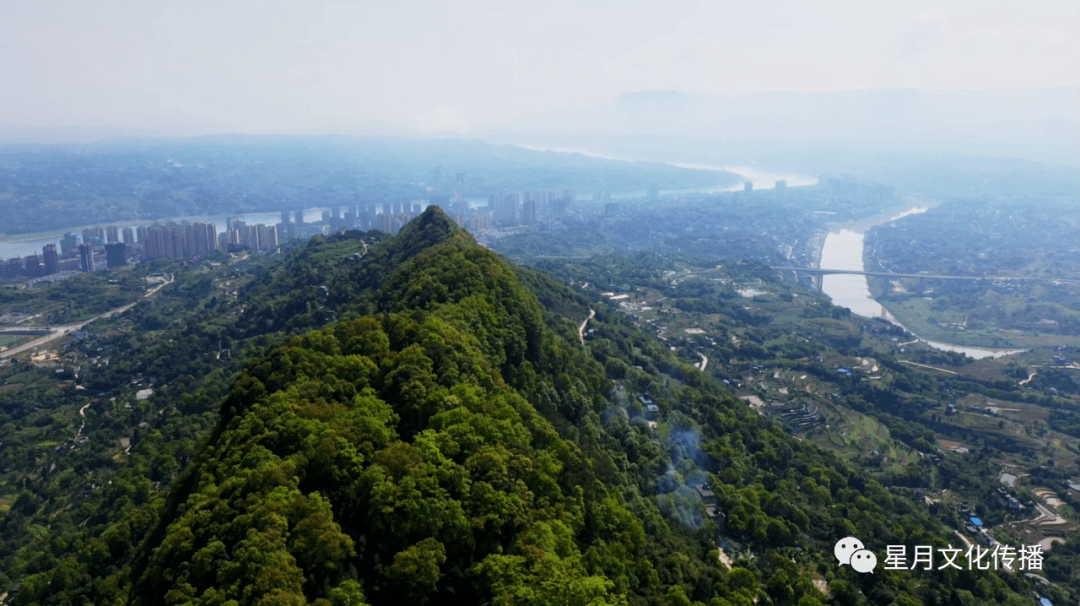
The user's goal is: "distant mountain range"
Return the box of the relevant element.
[479,87,1080,169]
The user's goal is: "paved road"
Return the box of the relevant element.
[578,309,595,346]
[1,274,172,360]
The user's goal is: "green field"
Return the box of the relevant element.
[810,404,920,473]
[0,334,34,348]
[882,298,1080,349]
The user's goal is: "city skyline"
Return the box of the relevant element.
[0,187,589,278]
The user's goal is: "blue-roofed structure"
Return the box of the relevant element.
[970,516,983,527]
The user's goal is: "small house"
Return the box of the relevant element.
[695,483,718,507]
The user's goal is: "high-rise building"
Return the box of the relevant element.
[468,212,492,232]
[256,224,271,251]
[205,222,218,253]
[245,225,260,250]
[79,244,96,272]
[775,180,787,190]
[378,213,394,234]
[141,223,215,261]
[122,227,135,245]
[264,225,278,251]
[450,198,470,217]
[42,244,59,274]
[492,192,519,225]
[60,233,79,258]
[279,212,292,240]
[24,254,41,277]
[1,258,23,279]
[522,199,536,224]
[183,222,197,256]
[294,209,304,226]
[105,243,127,268]
[744,181,753,192]
[106,225,119,243]
[167,225,183,259]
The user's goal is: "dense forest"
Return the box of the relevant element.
[2,209,1049,605]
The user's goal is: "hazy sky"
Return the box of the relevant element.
[3,0,1077,137]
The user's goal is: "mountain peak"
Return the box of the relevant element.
[387,204,472,262]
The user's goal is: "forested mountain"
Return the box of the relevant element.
[11,209,1037,605]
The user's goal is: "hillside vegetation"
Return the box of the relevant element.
[11,209,1038,606]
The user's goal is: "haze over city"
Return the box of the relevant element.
[3,0,1077,143]
[1,3,1080,606]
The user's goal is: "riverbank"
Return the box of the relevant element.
[817,200,1026,359]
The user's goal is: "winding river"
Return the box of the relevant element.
[818,207,1024,360]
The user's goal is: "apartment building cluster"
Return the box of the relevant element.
[295,202,428,237]
[487,189,574,226]
[2,187,580,281]
[424,188,575,232]
[1,217,282,281]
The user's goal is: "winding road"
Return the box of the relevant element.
[74,402,92,440]
[579,309,595,346]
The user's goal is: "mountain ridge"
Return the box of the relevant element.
[12,208,1040,606]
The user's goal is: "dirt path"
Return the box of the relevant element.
[899,360,959,375]
[1037,536,1065,551]
[74,402,91,440]
[953,530,973,550]
[579,309,595,346]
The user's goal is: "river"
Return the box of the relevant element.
[818,206,1024,359]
